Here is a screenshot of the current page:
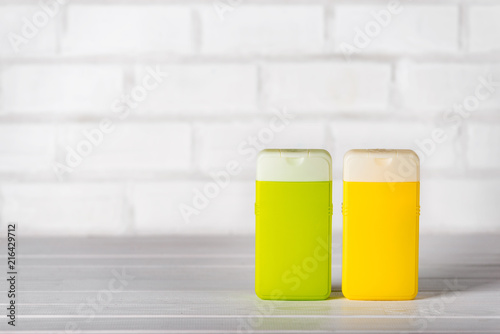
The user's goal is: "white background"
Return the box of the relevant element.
[0,0,499,235]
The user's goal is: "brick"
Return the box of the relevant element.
[0,183,127,236]
[262,62,391,113]
[62,5,193,55]
[133,180,254,234]
[420,178,500,233]
[0,124,55,174]
[333,5,459,55]
[0,4,59,56]
[466,123,500,169]
[195,119,327,173]
[468,6,500,52]
[200,5,324,55]
[397,62,500,112]
[329,120,459,174]
[0,64,123,114]
[55,122,191,176]
[135,64,258,113]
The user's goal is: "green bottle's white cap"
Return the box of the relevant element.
[343,149,420,182]
[257,149,332,182]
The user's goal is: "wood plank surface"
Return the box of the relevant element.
[0,234,499,333]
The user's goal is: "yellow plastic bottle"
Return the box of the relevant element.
[342,149,420,301]
[255,149,332,300]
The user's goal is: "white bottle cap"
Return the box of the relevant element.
[343,149,419,182]
[257,149,332,182]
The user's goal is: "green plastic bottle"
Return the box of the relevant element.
[255,149,332,300]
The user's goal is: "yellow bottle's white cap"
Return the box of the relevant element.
[343,149,419,182]
[257,149,332,182]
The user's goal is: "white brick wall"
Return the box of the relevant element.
[396,62,500,112]
[56,122,192,176]
[0,5,59,56]
[468,6,500,53]
[200,5,324,55]
[330,120,460,174]
[63,5,194,55]
[0,124,55,174]
[333,5,459,54]
[466,123,500,169]
[421,178,500,233]
[0,0,499,235]
[262,62,391,113]
[195,120,327,174]
[0,64,124,114]
[135,64,258,114]
[0,183,127,236]
[133,181,254,234]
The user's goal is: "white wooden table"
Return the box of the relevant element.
[1,234,500,333]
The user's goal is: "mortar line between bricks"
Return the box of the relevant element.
[1,113,500,123]
[459,3,468,52]
[1,172,500,183]
[0,0,499,5]
[1,169,497,183]
[191,7,201,55]
[2,54,500,65]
